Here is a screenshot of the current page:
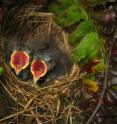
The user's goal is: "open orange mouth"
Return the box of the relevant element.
[10,50,30,75]
[31,59,47,83]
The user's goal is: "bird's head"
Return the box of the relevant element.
[31,59,47,84]
[10,50,30,75]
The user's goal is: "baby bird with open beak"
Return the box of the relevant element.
[31,44,59,84]
[9,45,32,80]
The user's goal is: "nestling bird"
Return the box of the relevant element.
[25,35,72,85]
[31,44,58,84]
[8,45,33,81]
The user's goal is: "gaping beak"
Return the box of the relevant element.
[31,59,47,84]
[10,50,30,75]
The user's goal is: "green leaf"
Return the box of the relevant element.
[48,5,64,15]
[69,20,96,44]
[55,6,88,27]
[71,32,99,62]
[48,0,88,27]
[87,45,99,60]
[0,67,3,75]
[61,0,77,7]
[48,0,80,16]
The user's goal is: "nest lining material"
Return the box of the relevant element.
[0,5,82,124]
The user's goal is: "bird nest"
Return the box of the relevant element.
[0,5,82,124]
